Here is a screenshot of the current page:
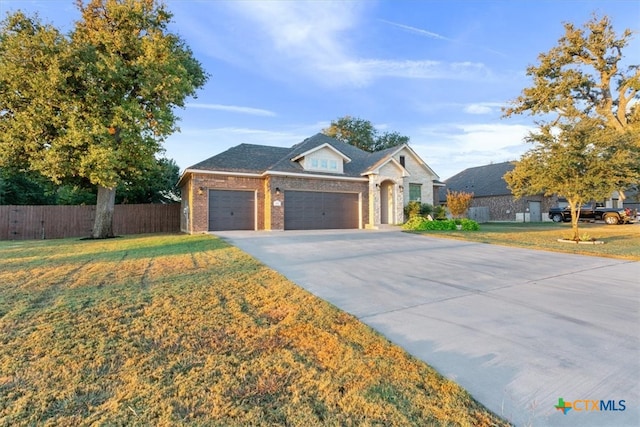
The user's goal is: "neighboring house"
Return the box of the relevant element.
[178,133,442,232]
[621,186,639,212]
[439,161,557,222]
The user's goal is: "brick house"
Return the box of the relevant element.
[178,133,441,232]
[439,161,557,222]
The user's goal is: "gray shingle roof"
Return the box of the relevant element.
[188,143,290,173]
[187,133,409,177]
[267,133,371,177]
[439,161,515,202]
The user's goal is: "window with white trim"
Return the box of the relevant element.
[307,157,340,172]
[409,183,422,201]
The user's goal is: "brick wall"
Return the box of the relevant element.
[471,195,518,221]
[471,194,556,221]
[183,173,264,233]
[182,172,370,232]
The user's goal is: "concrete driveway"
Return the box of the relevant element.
[214,229,639,426]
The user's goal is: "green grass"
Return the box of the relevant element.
[0,234,508,426]
[407,221,640,260]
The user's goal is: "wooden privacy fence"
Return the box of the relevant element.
[468,207,490,223]
[0,204,181,240]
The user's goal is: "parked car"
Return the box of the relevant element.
[548,203,630,225]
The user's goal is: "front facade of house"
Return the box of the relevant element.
[178,133,441,232]
[440,162,557,222]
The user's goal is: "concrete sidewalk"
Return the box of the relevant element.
[214,229,639,426]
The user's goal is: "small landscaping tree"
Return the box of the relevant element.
[433,205,447,220]
[403,201,434,220]
[446,190,474,219]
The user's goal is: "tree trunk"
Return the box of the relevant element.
[568,199,581,241]
[92,185,116,239]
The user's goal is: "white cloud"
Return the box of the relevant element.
[225,1,369,86]
[463,102,504,115]
[181,2,494,88]
[411,122,535,179]
[187,103,277,117]
[339,59,491,82]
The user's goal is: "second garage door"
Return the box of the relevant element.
[284,191,359,230]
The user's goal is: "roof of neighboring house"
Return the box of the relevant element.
[184,133,439,179]
[439,161,515,202]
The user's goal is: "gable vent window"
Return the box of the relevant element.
[309,158,338,171]
[399,155,405,167]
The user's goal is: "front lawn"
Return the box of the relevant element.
[0,234,507,426]
[407,222,640,260]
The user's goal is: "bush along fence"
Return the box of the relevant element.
[0,204,180,240]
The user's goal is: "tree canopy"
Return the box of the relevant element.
[0,157,180,205]
[503,14,640,239]
[0,0,208,237]
[322,116,409,152]
[504,14,639,135]
[505,119,638,239]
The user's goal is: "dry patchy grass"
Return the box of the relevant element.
[0,234,508,426]
[409,222,640,260]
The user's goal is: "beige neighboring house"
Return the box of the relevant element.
[178,133,442,232]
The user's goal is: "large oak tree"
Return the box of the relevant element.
[0,0,207,238]
[503,14,639,239]
[322,116,409,152]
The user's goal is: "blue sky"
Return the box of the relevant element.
[2,1,639,180]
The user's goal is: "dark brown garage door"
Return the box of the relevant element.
[208,190,255,231]
[284,191,358,230]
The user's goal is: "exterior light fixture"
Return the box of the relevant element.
[275,187,281,195]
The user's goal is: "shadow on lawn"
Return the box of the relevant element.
[0,234,229,265]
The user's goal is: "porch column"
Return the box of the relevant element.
[366,178,379,229]
[396,183,405,224]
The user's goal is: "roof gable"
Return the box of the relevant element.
[290,142,351,163]
[362,144,438,178]
[363,156,409,177]
[267,133,370,177]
